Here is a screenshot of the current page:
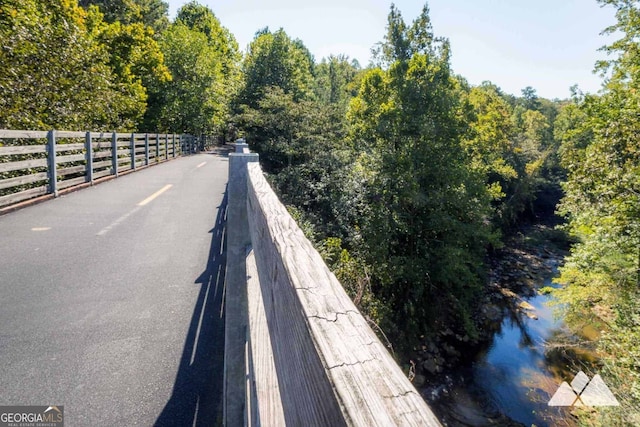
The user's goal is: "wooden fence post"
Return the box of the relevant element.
[155,134,160,161]
[224,147,259,426]
[47,130,58,197]
[130,133,136,171]
[111,132,118,178]
[172,134,176,158]
[85,131,94,184]
[165,134,169,160]
[145,134,150,166]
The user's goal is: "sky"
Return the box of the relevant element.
[166,0,618,100]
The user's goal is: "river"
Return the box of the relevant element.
[421,261,598,426]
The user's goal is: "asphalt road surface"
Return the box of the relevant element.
[0,151,229,426]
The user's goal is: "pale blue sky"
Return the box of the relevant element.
[167,0,618,100]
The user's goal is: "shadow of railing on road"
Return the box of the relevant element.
[155,188,228,427]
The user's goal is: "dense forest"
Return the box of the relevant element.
[1,0,638,424]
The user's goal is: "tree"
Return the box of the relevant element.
[0,0,133,130]
[552,1,640,423]
[347,4,494,348]
[462,84,519,227]
[236,28,315,109]
[143,22,226,135]
[175,1,240,81]
[519,86,541,111]
[86,6,171,130]
[314,55,362,108]
[554,88,640,426]
[78,0,169,35]
[143,3,238,136]
[376,3,410,65]
[374,3,446,67]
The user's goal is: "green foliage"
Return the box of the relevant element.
[373,3,447,67]
[235,3,568,357]
[314,55,362,109]
[463,84,518,203]
[175,1,240,82]
[236,28,315,108]
[86,6,171,130]
[144,23,224,134]
[237,87,324,172]
[0,0,135,130]
[78,0,169,35]
[551,1,640,423]
[144,3,238,136]
[318,237,388,324]
[347,6,494,346]
[237,85,359,242]
[596,294,640,426]
[463,81,562,229]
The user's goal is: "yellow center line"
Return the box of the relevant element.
[138,184,173,206]
[196,161,207,168]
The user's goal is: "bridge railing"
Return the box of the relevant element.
[225,143,441,426]
[0,129,208,210]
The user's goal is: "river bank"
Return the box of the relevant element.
[409,222,600,426]
[409,222,569,379]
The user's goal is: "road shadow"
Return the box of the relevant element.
[155,188,228,427]
[206,145,233,158]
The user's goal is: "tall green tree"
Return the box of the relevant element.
[314,55,362,108]
[0,0,132,130]
[175,1,240,82]
[463,84,518,197]
[347,4,494,347]
[235,28,318,168]
[78,0,169,35]
[144,3,238,135]
[86,6,171,130]
[236,28,315,109]
[144,22,225,134]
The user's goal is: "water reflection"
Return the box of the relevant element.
[422,278,598,426]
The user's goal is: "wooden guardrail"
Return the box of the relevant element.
[224,143,441,426]
[0,129,207,209]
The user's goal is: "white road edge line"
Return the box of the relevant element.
[97,184,173,236]
[138,184,173,206]
[196,161,207,168]
[97,206,141,236]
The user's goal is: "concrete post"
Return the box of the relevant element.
[235,138,249,154]
[224,149,259,427]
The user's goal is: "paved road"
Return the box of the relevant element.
[0,151,229,426]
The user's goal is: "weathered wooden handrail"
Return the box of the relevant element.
[0,129,209,210]
[225,144,441,426]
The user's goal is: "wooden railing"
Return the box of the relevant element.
[0,129,207,209]
[225,143,441,426]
